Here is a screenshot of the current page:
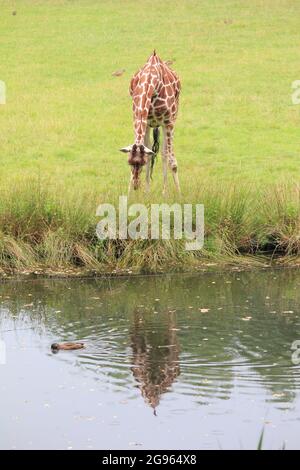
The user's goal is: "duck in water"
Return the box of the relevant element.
[51,342,85,352]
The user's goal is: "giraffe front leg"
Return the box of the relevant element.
[128,172,134,196]
[165,125,180,193]
[145,161,151,192]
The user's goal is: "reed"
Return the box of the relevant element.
[0,178,299,275]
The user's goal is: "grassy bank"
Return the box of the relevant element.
[0,1,300,275]
[0,178,299,276]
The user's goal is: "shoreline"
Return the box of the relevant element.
[0,181,299,280]
[1,255,299,281]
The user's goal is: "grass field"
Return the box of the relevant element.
[0,0,299,274]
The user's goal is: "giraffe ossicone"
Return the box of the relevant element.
[120,51,181,193]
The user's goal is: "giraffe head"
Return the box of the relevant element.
[120,144,154,190]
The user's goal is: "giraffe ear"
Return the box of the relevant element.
[143,146,155,156]
[119,145,132,153]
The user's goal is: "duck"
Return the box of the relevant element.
[51,342,85,351]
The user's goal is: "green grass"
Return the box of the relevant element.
[0,0,299,274]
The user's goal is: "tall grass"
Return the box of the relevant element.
[0,177,299,275]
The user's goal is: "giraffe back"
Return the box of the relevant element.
[130,52,181,134]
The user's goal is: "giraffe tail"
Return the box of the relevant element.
[150,127,160,179]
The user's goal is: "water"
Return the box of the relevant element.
[0,269,300,450]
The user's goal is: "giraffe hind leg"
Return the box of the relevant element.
[162,127,169,195]
[164,125,180,193]
[168,155,180,193]
[172,164,180,193]
[144,125,151,192]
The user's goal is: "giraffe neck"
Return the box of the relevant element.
[134,133,145,146]
[133,94,152,145]
[132,54,162,146]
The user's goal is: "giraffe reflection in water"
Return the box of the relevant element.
[130,309,180,414]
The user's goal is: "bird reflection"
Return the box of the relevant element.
[130,309,180,414]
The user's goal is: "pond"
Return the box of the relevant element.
[0,269,300,450]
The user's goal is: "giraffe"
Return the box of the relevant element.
[130,309,180,415]
[120,51,181,194]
